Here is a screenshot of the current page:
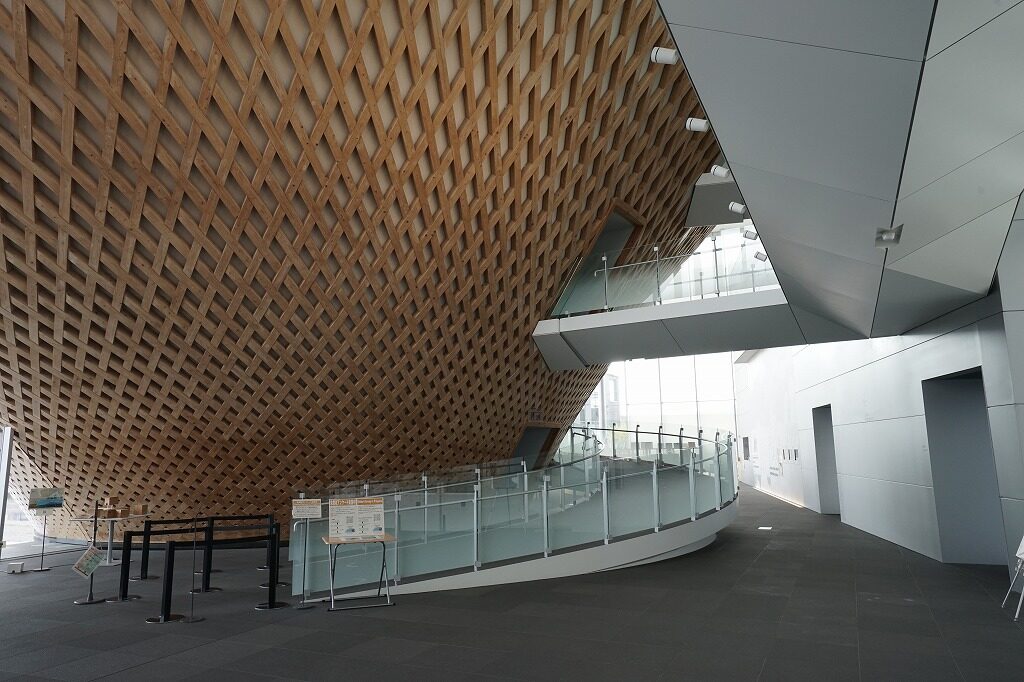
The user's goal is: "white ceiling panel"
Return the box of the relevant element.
[926,0,1023,58]
[669,24,921,200]
[900,3,1024,198]
[893,131,1024,258]
[658,0,934,60]
[729,163,891,266]
[888,197,1016,293]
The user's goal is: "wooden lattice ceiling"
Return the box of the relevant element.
[0,0,718,528]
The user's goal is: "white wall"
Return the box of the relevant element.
[735,295,1024,566]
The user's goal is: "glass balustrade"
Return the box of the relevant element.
[289,425,737,598]
[551,224,780,317]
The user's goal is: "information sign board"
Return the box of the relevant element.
[328,497,385,541]
[28,487,63,511]
[291,498,322,520]
[72,546,104,578]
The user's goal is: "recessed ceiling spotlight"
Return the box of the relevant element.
[754,251,768,262]
[710,164,731,179]
[743,230,758,241]
[686,117,710,132]
[758,526,773,530]
[728,201,746,215]
[875,223,904,247]
[650,47,679,65]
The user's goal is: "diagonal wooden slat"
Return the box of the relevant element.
[0,0,718,535]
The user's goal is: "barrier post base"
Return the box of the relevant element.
[146,614,185,624]
[259,581,289,588]
[74,596,106,605]
[255,601,289,610]
[189,586,222,594]
[105,594,141,603]
[129,574,159,582]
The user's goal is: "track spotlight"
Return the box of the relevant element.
[686,117,710,132]
[743,230,758,241]
[754,251,768,262]
[710,165,731,178]
[728,201,746,215]
[650,47,679,65]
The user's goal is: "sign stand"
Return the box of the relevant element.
[1002,535,1024,621]
[31,511,51,572]
[74,501,106,605]
[296,518,315,610]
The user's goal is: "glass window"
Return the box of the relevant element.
[659,356,697,403]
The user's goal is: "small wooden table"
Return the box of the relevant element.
[322,534,396,611]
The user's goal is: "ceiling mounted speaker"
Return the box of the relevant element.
[710,164,731,178]
[686,117,710,132]
[728,201,746,215]
[650,47,679,65]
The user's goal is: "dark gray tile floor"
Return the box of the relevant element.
[1,484,1021,680]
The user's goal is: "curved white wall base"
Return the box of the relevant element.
[339,501,737,597]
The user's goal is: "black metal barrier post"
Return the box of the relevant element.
[257,514,273,570]
[255,523,288,610]
[131,520,157,581]
[192,519,221,593]
[146,541,185,623]
[107,530,141,602]
[260,520,289,588]
[183,516,204,623]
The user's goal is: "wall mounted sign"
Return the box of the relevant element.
[328,497,385,541]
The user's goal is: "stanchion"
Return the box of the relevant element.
[191,519,221,593]
[31,512,51,572]
[256,514,273,570]
[260,524,289,588]
[131,520,158,581]
[107,530,141,602]
[182,516,204,623]
[146,541,185,623]
[75,501,106,605]
[295,518,315,610]
[194,517,220,575]
[255,523,288,610]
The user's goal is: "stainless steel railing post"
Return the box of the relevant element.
[689,449,697,521]
[654,246,661,304]
[422,474,428,543]
[473,484,480,570]
[678,427,684,467]
[635,425,640,462]
[542,476,550,557]
[611,423,617,458]
[602,466,610,544]
[713,444,723,511]
[394,494,401,582]
[652,457,660,532]
[657,425,663,464]
[602,255,609,310]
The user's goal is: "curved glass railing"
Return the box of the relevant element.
[289,425,737,597]
[553,237,779,317]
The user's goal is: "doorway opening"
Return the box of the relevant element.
[811,405,840,515]
[922,369,1005,564]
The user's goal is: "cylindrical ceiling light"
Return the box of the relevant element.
[754,251,768,262]
[650,47,679,65]
[710,164,731,178]
[743,229,758,241]
[686,117,710,132]
[728,201,746,215]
